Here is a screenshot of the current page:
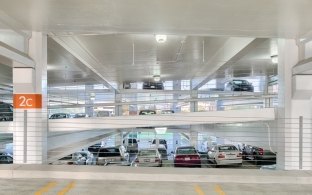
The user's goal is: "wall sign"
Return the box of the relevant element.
[13,94,42,109]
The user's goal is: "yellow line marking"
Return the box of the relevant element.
[34,181,57,195]
[57,181,76,195]
[194,184,205,195]
[215,184,226,195]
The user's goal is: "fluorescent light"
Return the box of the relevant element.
[153,75,160,82]
[271,55,278,64]
[155,127,167,134]
[155,35,167,43]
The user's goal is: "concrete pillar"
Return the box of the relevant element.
[277,39,312,170]
[85,84,94,117]
[190,128,199,150]
[172,133,181,153]
[115,93,123,116]
[190,90,198,112]
[13,32,48,164]
[173,80,181,112]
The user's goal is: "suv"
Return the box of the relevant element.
[152,139,167,149]
[0,102,13,121]
[123,138,138,153]
[96,145,129,166]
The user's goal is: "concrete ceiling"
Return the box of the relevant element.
[0,1,288,88]
[0,0,311,39]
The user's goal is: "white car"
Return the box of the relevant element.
[207,144,242,166]
[73,151,96,165]
[133,148,162,167]
[150,144,168,160]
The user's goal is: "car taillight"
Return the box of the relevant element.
[191,156,200,160]
[218,153,225,158]
[237,152,242,158]
[155,157,160,162]
[175,156,183,160]
[258,148,264,155]
[135,158,139,163]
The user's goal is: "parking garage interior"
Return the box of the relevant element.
[1,1,312,194]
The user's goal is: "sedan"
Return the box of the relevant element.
[208,144,242,166]
[0,153,13,164]
[174,146,201,168]
[224,79,254,92]
[132,148,162,167]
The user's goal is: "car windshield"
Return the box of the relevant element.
[176,148,197,155]
[233,80,248,85]
[139,150,156,157]
[158,149,167,156]
[98,148,120,157]
[218,145,238,152]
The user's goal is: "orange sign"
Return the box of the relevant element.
[13,94,42,109]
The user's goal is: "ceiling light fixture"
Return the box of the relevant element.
[271,55,278,64]
[153,75,160,82]
[155,35,167,43]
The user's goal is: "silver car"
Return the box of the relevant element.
[132,148,162,167]
[208,144,243,166]
[97,145,129,166]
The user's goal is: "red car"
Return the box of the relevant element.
[174,146,201,167]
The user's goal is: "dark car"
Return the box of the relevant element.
[0,153,13,164]
[143,82,164,90]
[152,139,168,149]
[0,102,13,121]
[224,79,254,92]
[139,110,156,115]
[174,146,201,168]
[243,145,276,165]
[49,113,71,119]
[88,143,102,154]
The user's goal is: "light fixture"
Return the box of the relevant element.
[153,75,160,82]
[155,127,167,134]
[155,35,167,43]
[271,55,278,64]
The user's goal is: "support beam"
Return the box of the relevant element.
[192,38,266,90]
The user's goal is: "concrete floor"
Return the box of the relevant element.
[0,179,311,195]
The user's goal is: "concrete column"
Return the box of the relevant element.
[85,84,94,117]
[277,39,312,170]
[13,32,48,164]
[115,93,122,116]
[190,91,198,112]
[173,80,181,112]
[190,130,198,150]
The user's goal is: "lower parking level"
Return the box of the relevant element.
[0,179,312,195]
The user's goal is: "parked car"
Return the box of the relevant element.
[243,145,276,165]
[123,138,138,153]
[150,144,168,160]
[72,151,96,165]
[72,113,88,118]
[139,110,156,115]
[207,144,242,167]
[0,102,13,121]
[224,79,254,92]
[174,146,201,168]
[0,153,13,164]
[49,113,71,119]
[88,143,102,154]
[96,145,129,166]
[152,139,168,149]
[132,148,162,167]
[161,110,174,114]
[143,82,164,90]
